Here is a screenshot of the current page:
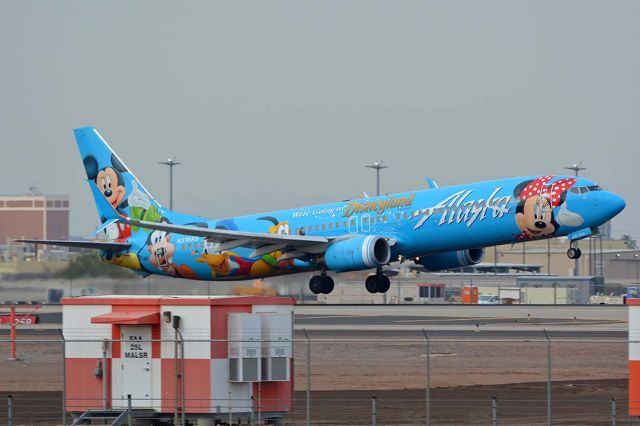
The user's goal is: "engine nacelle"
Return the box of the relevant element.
[324,235,391,272]
[416,248,485,272]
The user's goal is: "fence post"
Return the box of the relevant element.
[303,328,311,426]
[59,329,67,426]
[174,331,179,426]
[102,339,108,409]
[422,329,431,426]
[250,396,255,426]
[491,396,497,426]
[127,394,132,426]
[543,329,551,426]
[611,397,616,426]
[180,335,186,426]
[371,395,377,426]
[7,394,13,426]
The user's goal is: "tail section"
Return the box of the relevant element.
[74,127,165,240]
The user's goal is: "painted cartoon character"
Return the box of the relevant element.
[252,216,296,275]
[146,224,197,279]
[514,175,581,240]
[83,154,164,240]
[197,249,254,278]
[83,154,129,212]
[102,251,143,271]
[258,216,290,235]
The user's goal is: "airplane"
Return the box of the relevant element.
[17,127,626,295]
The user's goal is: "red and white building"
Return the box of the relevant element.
[630,299,640,416]
[62,295,295,422]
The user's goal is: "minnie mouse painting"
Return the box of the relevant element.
[513,175,584,241]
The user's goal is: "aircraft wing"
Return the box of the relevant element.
[14,239,131,251]
[122,218,330,258]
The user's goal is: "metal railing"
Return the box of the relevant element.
[0,334,636,425]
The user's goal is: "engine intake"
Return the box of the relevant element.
[416,248,485,272]
[324,235,391,272]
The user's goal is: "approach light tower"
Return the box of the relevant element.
[564,162,586,276]
[365,161,388,197]
[158,157,181,210]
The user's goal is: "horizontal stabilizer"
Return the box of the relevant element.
[14,239,131,251]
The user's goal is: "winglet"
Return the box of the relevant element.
[424,178,438,190]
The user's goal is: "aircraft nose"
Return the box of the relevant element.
[603,192,626,219]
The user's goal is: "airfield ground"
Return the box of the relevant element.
[0,304,633,425]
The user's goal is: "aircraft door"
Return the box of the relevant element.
[361,214,371,233]
[348,215,358,233]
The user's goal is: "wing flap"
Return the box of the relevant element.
[14,239,131,251]
[123,218,329,249]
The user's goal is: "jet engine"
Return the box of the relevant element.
[416,248,485,272]
[324,235,391,272]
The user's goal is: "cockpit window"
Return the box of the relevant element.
[570,185,603,194]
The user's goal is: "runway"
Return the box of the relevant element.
[293,304,628,338]
[0,304,628,338]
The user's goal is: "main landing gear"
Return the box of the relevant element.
[567,244,582,260]
[308,270,392,295]
[309,274,335,295]
[365,270,391,294]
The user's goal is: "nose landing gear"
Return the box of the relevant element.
[567,246,582,259]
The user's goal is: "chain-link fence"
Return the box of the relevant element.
[0,334,636,425]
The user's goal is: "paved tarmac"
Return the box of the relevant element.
[0,304,628,338]
[293,304,628,338]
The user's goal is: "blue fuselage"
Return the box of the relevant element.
[112,175,625,281]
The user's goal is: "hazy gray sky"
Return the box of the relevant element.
[1,1,639,239]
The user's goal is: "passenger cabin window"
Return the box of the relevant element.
[315,225,319,232]
[322,224,326,231]
[336,222,340,228]
[328,223,333,229]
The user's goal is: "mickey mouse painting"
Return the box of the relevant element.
[83,154,129,213]
[513,175,583,241]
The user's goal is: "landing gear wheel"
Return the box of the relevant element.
[567,247,582,259]
[365,274,391,294]
[321,275,334,294]
[309,275,335,294]
[377,275,391,293]
[365,275,379,293]
[309,275,324,294]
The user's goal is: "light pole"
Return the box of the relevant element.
[564,162,585,276]
[158,157,181,210]
[365,161,388,197]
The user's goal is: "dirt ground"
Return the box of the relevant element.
[0,336,632,424]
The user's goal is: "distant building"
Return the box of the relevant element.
[0,195,69,244]
[599,220,612,238]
